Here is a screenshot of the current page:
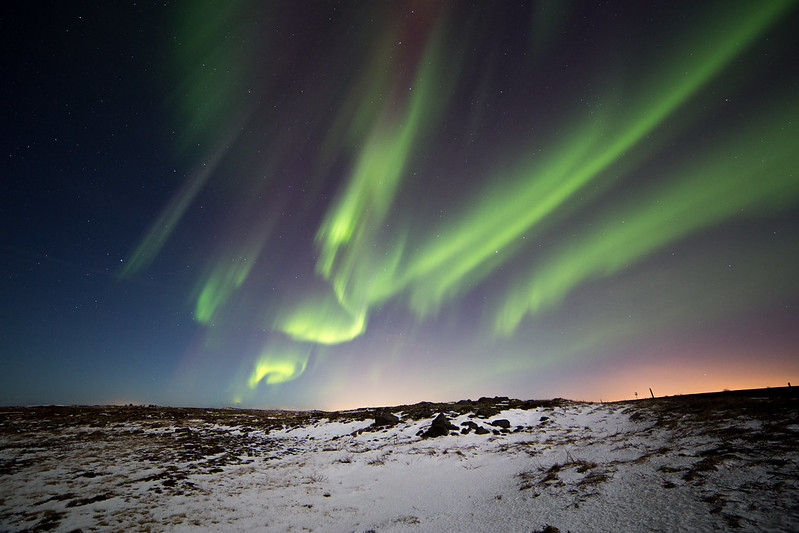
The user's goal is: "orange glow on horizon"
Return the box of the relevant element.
[314,340,799,411]
[562,342,798,403]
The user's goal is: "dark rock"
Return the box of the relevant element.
[539,416,550,422]
[421,413,458,438]
[372,413,400,427]
[423,424,450,438]
[461,420,495,435]
[432,413,455,427]
[490,419,511,429]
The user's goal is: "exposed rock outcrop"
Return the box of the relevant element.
[420,413,458,438]
[372,412,400,427]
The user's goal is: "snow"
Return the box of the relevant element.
[1,393,797,532]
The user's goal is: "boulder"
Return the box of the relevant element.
[422,424,450,438]
[475,407,496,418]
[421,413,458,438]
[490,419,511,429]
[372,413,400,427]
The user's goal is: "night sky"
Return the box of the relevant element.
[3,1,799,410]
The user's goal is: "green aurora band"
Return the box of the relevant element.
[496,94,799,334]
[271,14,462,348]
[125,2,797,395]
[247,343,311,388]
[275,290,367,345]
[275,0,794,349]
[119,144,224,278]
[254,1,796,389]
[195,256,254,325]
[389,0,795,318]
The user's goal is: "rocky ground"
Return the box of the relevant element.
[1,388,797,532]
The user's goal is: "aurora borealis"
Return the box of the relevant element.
[3,1,799,409]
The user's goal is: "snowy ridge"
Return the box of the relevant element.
[1,389,797,532]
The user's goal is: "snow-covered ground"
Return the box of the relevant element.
[1,390,797,532]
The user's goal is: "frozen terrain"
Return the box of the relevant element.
[1,388,797,532]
